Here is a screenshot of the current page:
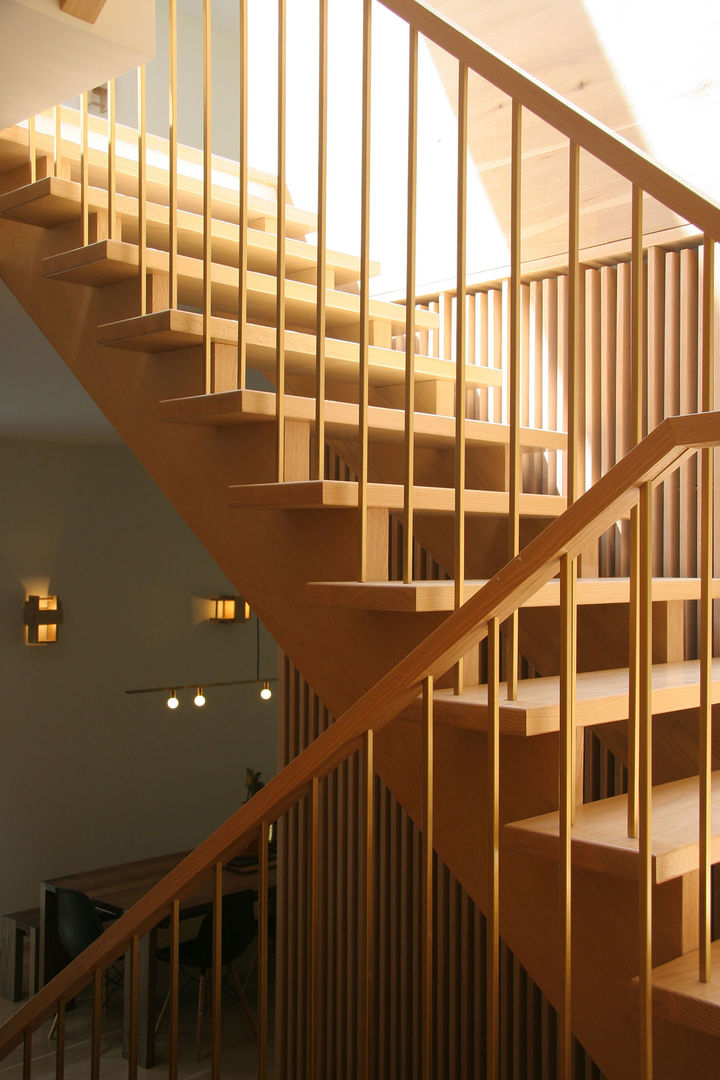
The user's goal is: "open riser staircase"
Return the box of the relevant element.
[1,1,720,1077]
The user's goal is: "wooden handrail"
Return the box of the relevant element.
[378,0,720,239]
[1,411,718,1058]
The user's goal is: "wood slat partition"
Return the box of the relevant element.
[276,653,607,1078]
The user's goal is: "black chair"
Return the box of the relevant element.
[155,889,257,1059]
[48,887,123,1039]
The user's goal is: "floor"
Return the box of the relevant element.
[0,945,272,1080]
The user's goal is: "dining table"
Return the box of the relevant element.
[40,849,275,1067]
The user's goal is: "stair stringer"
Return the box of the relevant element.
[372,718,720,1079]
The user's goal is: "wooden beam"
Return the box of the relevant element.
[59,0,108,23]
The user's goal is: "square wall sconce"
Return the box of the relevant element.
[209,596,250,623]
[24,595,63,645]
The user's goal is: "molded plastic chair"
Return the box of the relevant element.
[155,889,257,1059]
[48,888,122,1038]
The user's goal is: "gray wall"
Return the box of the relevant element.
[0,437,277,914]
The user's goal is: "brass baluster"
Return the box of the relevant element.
[627,185,644,838]
[699,234,715,981]
[638,480,653,1080]
[506,100,522,700]
[238,0,248,388]
[403,25,418,583]
[358,0,372,581]
[203,0,212,389]
[168,0,178,308]
[137,66,147,315]
[276,0,287,479]
[487,617,500,1079]
[453,63,468,695]
[314,0,328,480]
[421,677,433,1080]
[211,862,222,1080]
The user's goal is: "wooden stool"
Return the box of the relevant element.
[1,909,40,1002]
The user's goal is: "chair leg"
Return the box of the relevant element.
[155,989,171,1035]
[196,973,206,1061]
[228,967,258,1039]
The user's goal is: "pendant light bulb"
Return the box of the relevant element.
[260,680,272,701]
[167,690,180,710]
[194,687,206,708]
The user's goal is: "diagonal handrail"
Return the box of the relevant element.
[1,411,719,1057]
[378,0,720,239]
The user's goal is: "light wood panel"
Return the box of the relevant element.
[504,770,720,884]
[306,576,720,613]
[59,0,108,23]
[41,240,436,340]
[401,659,720,736]
[227,478,564,517]
[0,176,377,284]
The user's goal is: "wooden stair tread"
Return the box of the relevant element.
[227,479,564,517]
[42,240,438,337]
[401,658,720,736]
[0,112,315,238]
[503,762,720,882]
[0,177,376,284]
[637,939,720,1037]
[158,387,559,447]
[307,576,720,612]
[101,311,500,390]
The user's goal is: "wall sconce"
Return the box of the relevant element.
[24,595,63,645]
[209,596,250,623]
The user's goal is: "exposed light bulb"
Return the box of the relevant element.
[194,688,206,708]
[167,691,180,710]
[260,680,272,701]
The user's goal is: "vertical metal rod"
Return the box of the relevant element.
[107,80,116,240]
[129,935,139,1080]
[506,100,522,700]
[453,63,468,695]
[275,0,287,480]
[211,861,222,1080]
[487,617,500,1079]
[309,776,320,1079]
[169,900,180,1080]
[80,91,89,247]
[258,821,269,1080]
[403,26,418,584]
[23,1030,31,1080]
[203,1,212,390]
[358,0,372,582]
[558,551,576,1080]
[237,0,248,388]
[137,66,147,316]
[54,105,61,178]
[638,480,653,1080]
[567,143,580,506]
[168,0,178,307]
[699,234,715,981]
[628,185,644,838]
[314,0,328,479]
[28,116,36,183]
[421,676,433,1080]
[55,1001,65,1080]
[362,728,375,1080]
[91,968,102,1080]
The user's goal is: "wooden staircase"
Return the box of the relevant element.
[1,4,720,1077]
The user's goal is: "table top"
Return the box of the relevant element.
[42,850,275,913]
